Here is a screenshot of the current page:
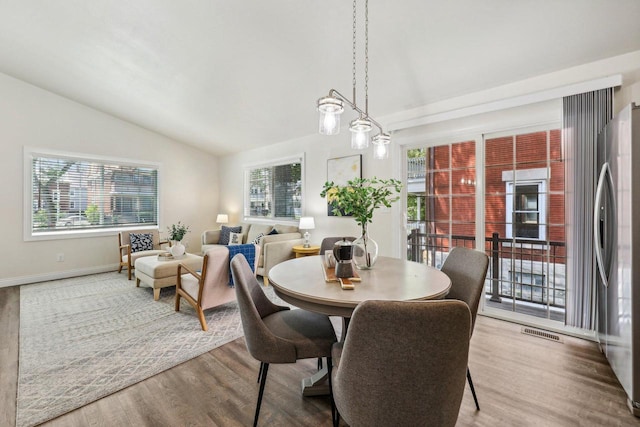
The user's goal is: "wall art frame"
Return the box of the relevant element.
[326,154,362,216]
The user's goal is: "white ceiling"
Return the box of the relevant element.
[1,1,639,155]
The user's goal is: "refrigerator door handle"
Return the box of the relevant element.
[593,162,615,287]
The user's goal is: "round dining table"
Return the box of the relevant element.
[268,255,452,318]
[268,255,452,397]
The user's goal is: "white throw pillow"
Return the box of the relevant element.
[251,232,265,245]
[228,232,243,245]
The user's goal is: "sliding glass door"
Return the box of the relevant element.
[404,127,566,323]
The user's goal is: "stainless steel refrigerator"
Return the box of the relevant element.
[595,102,640,416]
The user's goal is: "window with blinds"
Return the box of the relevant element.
[244,157,303,220]
[29,151,159,235]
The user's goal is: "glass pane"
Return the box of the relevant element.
[426,145,449,171]
[483,127,566,323]
[485,165,507,195]
[451,222,475,240]
[548,193,564,226]
[550,129,562,161]
[426,171,450,195]
[452,168,476,194]
[32,156,158,232]
[452,196,475,222]
[451,141,475,168]
[515,184,538,211]
[516,131,547,163]
[485,136,513,166]
[549,161,564,192]
[425,196,450,224]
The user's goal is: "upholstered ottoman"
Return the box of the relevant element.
[135,253,203,300]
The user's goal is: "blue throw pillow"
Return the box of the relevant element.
[267,228,278,236]
[130,233,153,253]
[219,225,242,245]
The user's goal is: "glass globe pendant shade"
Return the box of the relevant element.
[372,133,391,159]
[350,117,372,149]
[317,96,344,135]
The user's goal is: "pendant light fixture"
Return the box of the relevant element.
[316,0,390,159]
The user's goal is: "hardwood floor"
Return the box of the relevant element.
[1,284,639,426]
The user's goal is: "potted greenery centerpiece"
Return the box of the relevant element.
[167,221,190,257]
[321,177,402,269]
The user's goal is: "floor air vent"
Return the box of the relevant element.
[521,327,563,343]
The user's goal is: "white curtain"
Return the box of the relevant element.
[563,88,613,329]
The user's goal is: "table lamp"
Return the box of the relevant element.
[298,217,315,248]
[216,214,228,227]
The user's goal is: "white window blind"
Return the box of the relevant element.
[244,157,302,220]
[29,151,159,234]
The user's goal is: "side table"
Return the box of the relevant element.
[292,245,321,258]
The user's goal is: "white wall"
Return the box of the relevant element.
[0,72,219,286]
[217,133,399,257]
[218,50,640,260]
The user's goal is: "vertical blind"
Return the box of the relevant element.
[563,88,613,329]
[31,154,159,233]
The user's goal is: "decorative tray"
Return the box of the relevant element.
[157,253,174,261]
[320,257,361,283]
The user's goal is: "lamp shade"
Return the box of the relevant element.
[299,217,315,230]
[372,133,391,160]
[350,117,372,150]
[318,96,344,135]
[216,214,229,224]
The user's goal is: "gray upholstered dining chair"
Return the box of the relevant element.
[320,236,356,256]
[330,299,471,427]
[230,254,337,427]
[440,246,490,411]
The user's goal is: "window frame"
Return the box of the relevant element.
[23,147,162,241]
[243,154,305,223]
[503,168,548,240]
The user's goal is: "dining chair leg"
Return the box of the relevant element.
[467,367,480,410]
[257,362,264,383]
[317,357,323,370]
[327,357,339,427]
[254,363,269,427]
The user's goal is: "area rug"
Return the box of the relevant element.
[16,271,270,427]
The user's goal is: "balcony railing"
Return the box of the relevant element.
[407,227,566,316]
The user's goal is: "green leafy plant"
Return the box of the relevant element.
[167,221,190,241]
[85,204,99,225]
[320,177,402,233]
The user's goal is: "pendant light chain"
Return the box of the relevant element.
[316,0,390,157]
[364,0,369,115]
[352,0,357,104]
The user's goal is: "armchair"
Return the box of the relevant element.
[175,245,260,331]
[118,229,170,280]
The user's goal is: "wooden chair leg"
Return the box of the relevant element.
[153,288,160,301]
[467,367,480,410]
[262,275,269,287]
[174,293,181,312]
[196,307,208,331]
[254,363,269,427]
[127,263,132,281]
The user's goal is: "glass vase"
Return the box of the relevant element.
[353,225,378,269]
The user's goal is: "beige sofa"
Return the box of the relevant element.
[201,222,303,285]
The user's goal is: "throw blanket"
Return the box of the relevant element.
[227,244,256,287]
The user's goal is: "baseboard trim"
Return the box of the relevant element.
[0,264,120,288]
